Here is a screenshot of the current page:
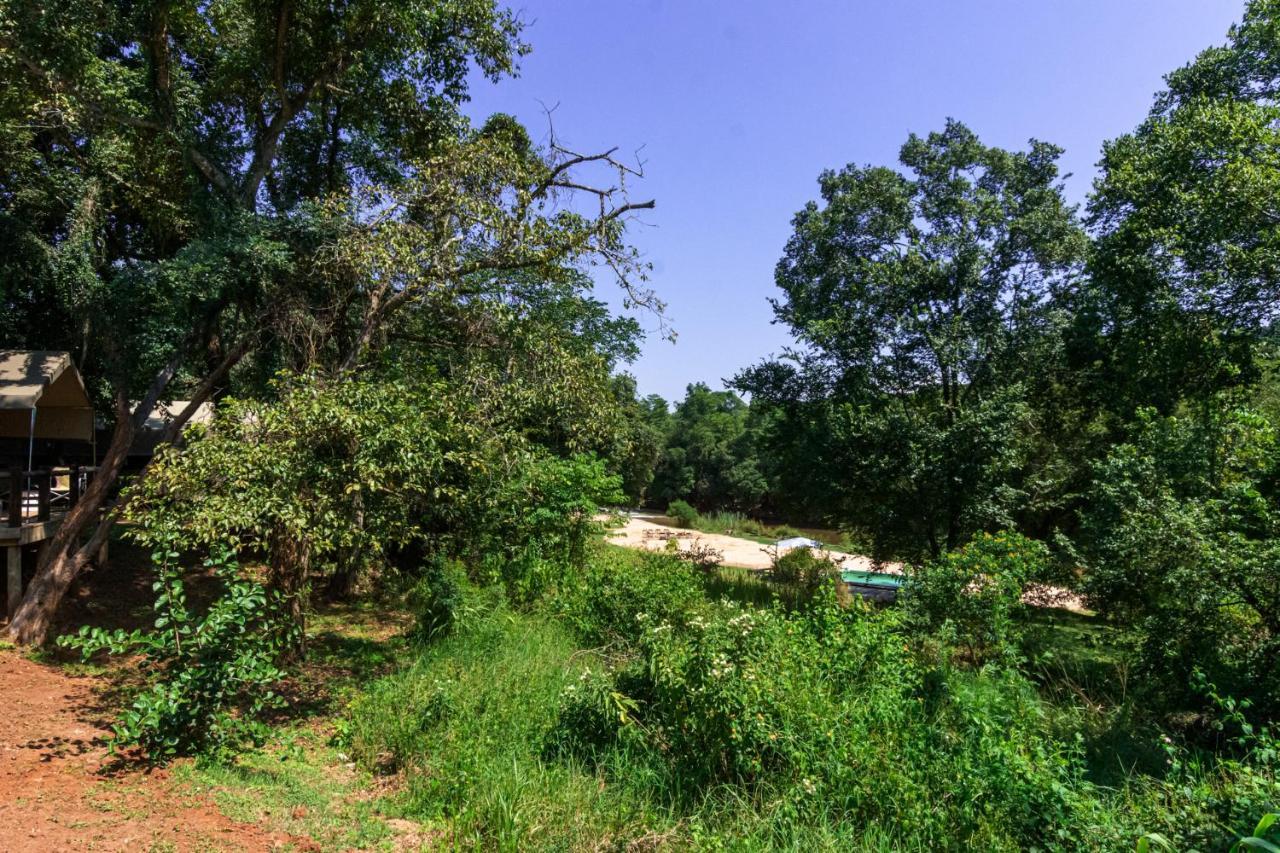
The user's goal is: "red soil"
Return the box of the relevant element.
[0,649,301,851]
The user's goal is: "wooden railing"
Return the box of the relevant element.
[0,466,97,528]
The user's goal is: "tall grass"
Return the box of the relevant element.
[348,587,676,849]
[346,550,1277,850]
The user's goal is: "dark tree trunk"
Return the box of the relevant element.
[7,409,136,645]
[268,529,311,659]
[7,337,250,645]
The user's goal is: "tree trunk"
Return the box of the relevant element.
[7,337,251,645]
[268,529,311,659]
[7,410,136,645]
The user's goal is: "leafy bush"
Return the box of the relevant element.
[353,574,1277,849]
[549,600,1098,847]
[666,499,699,528]
[902,530,1046,662]
[559,549,705,646]
[59,546,293,759]
[407,555,464,642]
[1074,406,1280,719]
[771,524,800,539]
[542,667,639,762]
[770,545,838,589]
[492,453,624,569]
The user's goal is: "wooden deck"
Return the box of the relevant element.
[1,467,98,618]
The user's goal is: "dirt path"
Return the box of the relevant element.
[606,514,1087,612]
[0,649,301,851]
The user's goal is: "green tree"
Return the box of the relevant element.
[1080,0,1280,416]
[0,0,655,643]
[609,376,668,504]
[1074,404,1280,717]
[739,120,1086,559]
[902,530,1047,663]
[649,383,767,512]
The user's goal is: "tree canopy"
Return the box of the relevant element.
[738,120,1085,557]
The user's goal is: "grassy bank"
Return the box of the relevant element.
[86,542,1269,850]
[333,546,1276,850]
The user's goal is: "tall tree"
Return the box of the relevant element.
[0,0,654,643]
[649,383,767,512]
[1080,0,1280,415]
[738,121,1085,558]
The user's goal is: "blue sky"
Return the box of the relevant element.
[465,1,1244,403]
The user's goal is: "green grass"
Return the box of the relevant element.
[704,564,779,608]
[347,587,676,850]
[677,509,854,550]
[172,726,404,851]
[72,543,1273,850]
[336,551,1275,851]
[168,597,422,851]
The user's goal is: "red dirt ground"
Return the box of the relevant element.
[0,539,316,852]
[0,648,307,851]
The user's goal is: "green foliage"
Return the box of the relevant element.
[665,499,699,528]
[341,547,1277,849]
[769,546,838,592]
[557,548,705,646]
[132,373,621,603]
[649,383,770,512]
[129,374,495,592]
[609,376,668,504]
[478,452,624,604]
[1081,0,1280,414]
[59,547,293,759]
[347,595,664,849]
[738,120,1085,559]
[547,599,1102,847]
[1074,404,1280,718]
[0,0,528,397]
[492,453,624,567]
[903,531,1047,662]
[407,557,464,643]
[1232,813,1280,852]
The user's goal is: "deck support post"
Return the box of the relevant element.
[6,545,20,620]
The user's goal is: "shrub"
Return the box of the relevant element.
[680,540,724,573]
[771,524,800,539]
[59,546,293,759]
[550,601,1096,846]
[559,549,705,646]
[666,499,699,528]
[478,452,625,581]
[407,555,464,642]
[542,667,639,762]
[770,545,837,589]
[1075,407,1280,720]
[902,530,1048,662]
[739,518,765,536]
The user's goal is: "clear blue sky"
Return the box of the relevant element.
[464,1,1244,403]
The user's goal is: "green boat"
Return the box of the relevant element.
[841,569,903,602]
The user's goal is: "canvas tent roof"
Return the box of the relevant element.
[130,400,213,456]
[0,351,94,442]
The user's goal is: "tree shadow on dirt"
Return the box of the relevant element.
[11,535,411,771]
